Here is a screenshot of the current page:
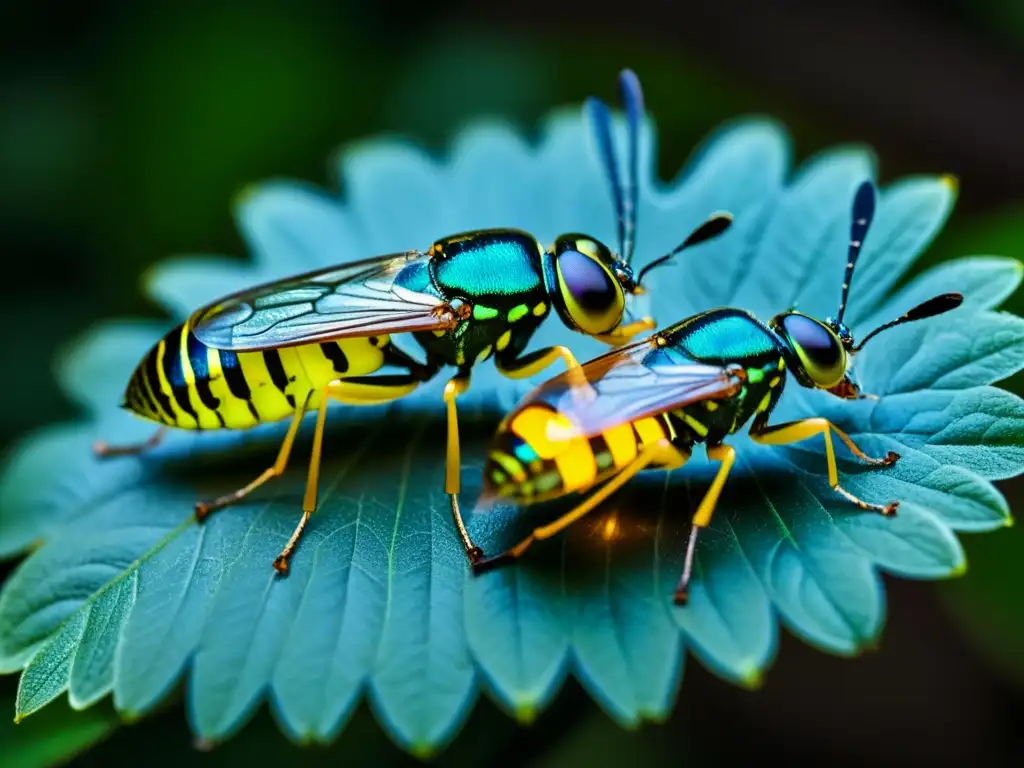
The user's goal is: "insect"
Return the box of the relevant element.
[92,69,733,575]
[474,180,964,604]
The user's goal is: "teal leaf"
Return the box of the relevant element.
[862,256,1022,322]
[463,564,569,722]
[0,91,1022,757]
[664,477,776,687]
[942,522,1024,689]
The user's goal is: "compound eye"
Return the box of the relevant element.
[555,248,623,335]
[780,314,847,388]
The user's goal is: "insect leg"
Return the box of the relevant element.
[675,443,734,606]
[593,316,657,347]
[194,391,313,521]
[474,439,686,571]
[271,384,334,574]
[442,373,472,494]
[93,427,167,458]
[496,346,580,379]
[442,373,484,563]
[496,345,591,398]
[325,375,422,404]
[271,372,430,574]
[749,417,900,515]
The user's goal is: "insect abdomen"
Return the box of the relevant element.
[122,323,393,430]
[483,404,674,504]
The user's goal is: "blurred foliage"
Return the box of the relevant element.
[942,523,1024,686]
[0,677,118,768]
[940,0,1024,50]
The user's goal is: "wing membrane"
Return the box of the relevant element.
[523,338,744,439]
[190,250,458,351]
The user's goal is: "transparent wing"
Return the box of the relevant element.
[523,338,745,439]
[190,250,459,351]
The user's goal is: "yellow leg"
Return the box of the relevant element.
[326,378,420,405]
[441,374,483,563]
[497,345,592,402]
[750,417,900,515]
[473,439,687,571]
[272,381,346,574]
[329,371,482,565]
[194,392,312,521]
[93,427,167,458]
[443,374,472,494]
[496,345,581,380]
[675,443,735,606]
[594,316,657,346]
[274,375,424,574]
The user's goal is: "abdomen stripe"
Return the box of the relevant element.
[162,327,199,424]
[219,349,259,420]
[319,342,349,374]
[186,330,224,423]
[144,345,176,423]
[263,349,296,408]
[133,363,164,423]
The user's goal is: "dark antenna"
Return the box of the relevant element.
[636,213,734,285]
[584,69,644,264]
[853,293,963,351]
[835,180,877,327]
[620,69,643,264]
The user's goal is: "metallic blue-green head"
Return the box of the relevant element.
[773,181,963,399]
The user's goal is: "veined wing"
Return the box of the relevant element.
[190,250,460,351]
[523,338,745,439]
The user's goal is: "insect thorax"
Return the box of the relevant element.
[659,308,789,441]
[400,229,551,369]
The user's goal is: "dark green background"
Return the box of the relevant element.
[1,0,1022,765]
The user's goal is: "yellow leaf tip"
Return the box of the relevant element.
[951,559,968,577]
[232,183,262,208]
[410,742,437,760]
[940,174,959,193]
[121,709,142,724]
[641,709,670,725]
[738,663,764,689]
[1004,515,1015,528]
[514,701,538,725]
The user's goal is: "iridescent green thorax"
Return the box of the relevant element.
[394,228,550,370]
[432,229,545,301]
[654,308,789,442]
[664,308,781,364]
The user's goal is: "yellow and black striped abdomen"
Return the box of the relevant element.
[483,403,677,505]
[122,322,392,430]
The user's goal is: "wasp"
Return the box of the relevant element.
[93,70,733,574]
[475,180,964,604]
